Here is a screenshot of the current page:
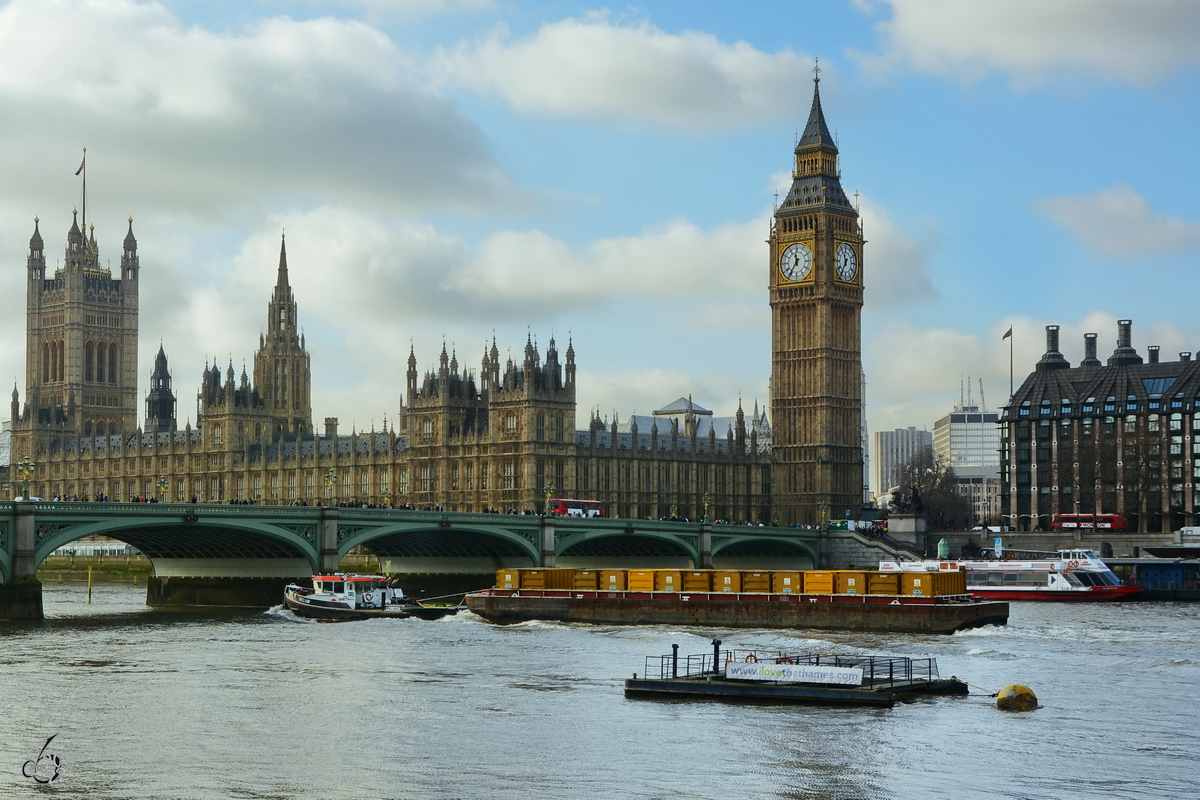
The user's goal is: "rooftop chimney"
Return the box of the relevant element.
[1080,333,1101,367]
[1181,352,1192,363]
[1107,319,1143,367]
[1036,325,1070,371]
[1148,346,1160,364]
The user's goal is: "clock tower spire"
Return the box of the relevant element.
[769,63,864,526]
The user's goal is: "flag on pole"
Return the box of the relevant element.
[75,156,85,176]
[1002,326,1012,340]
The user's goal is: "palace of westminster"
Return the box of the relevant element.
[2,76,868,527]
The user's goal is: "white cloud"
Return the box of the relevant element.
[0,0,510,220]
[858,196,938,307]
[859,0,1200,84]
[443,216,764,307]
[1037,183,1200,258]
[577,368,704,421]
[428,12,814,130]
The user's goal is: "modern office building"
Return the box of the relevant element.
[873,427,932,498]
[934,403,1001,525]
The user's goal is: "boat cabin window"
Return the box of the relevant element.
[998,571,1049,586]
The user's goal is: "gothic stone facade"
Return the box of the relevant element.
[9,224,770,522]
[1002,321,1200,533]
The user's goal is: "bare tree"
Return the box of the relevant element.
[889,447,974,530]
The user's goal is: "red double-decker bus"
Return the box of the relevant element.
[1051,513,1128,532]
[547,499,605,518]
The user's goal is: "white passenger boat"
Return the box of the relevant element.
[283,573,410,620]
[880,549,1143,602]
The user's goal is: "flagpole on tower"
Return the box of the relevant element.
[76,148,87,229]
[1003,325,1014,400]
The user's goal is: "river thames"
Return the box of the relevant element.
[2,583,1197,799]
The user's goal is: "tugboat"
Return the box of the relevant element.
[283,574,411,621]
[624,640,968,708]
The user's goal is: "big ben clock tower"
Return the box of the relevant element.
[769,64,864,526]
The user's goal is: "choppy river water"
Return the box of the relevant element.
[1,582,1197,799]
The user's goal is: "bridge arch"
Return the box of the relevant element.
[555,529,700,565]
[340,522,540,568]
[711,534,819,568]
[29,513,319,578]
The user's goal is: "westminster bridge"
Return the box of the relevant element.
[0,501,844,619]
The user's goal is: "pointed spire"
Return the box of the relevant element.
[30,216,43,250]
[799,59,836,149]
[276,231,289,288]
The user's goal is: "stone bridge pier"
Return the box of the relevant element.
[0,502,44,620]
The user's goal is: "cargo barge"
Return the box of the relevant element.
[624,642,969,707]
[465,568,1008,634]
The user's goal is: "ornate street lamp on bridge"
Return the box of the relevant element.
[156,475,169,503]
[16,456,35,499]
[324,468,337,507]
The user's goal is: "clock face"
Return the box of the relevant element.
[836,243,857,281]
[780,243,812,282]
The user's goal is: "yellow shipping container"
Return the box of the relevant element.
[496,569,519,590]
[771,571,803,594]
[681,571,712,592]
[901,573,931,596]
[520,570,545,590]
[742,571,771,593]
[601,570,627,591]
[835,571,868,595]
[929,571,967,596]
[544,569,574,590]
[804,571,835,594]
[573,570,600,590]
[654,570,683,592]
[714,571,742,593]
[867,572,901,595]
[627,570,655,591]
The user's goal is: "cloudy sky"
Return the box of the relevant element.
[2,0,1199,445]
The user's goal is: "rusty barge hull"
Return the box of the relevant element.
[465,590,1008,634]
